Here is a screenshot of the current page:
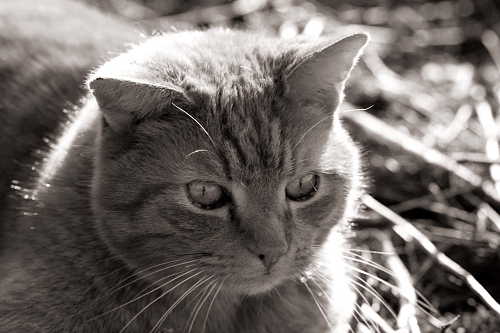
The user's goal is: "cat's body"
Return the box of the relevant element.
[0,0,140,216]
[0,19,368,333]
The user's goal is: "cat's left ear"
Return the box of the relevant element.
[88,76,187,132]
[286,32,370,111]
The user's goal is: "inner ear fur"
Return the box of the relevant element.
[88,77,188,131]
[286,32,370,112]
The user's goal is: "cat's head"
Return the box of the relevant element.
[88,29,368,296]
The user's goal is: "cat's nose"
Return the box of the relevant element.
[246,242,288,273]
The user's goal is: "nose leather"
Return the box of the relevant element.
[245,240,287,273]
[236,188,289,273]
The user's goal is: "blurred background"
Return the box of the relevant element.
[18,0,500,331]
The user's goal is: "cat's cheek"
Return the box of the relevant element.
[126,189,228,235]
[292,175,349,228]
[156,203,229,235]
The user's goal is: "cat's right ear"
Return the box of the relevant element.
[88,77,187,132]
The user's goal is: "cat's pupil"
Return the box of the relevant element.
[187,181,225,209]
[285,173,319,201]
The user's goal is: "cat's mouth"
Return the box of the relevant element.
[224,257,305,296]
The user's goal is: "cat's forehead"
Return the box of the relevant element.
[177,91,331,186]
[102,29,326,89]
[100,29,339,183]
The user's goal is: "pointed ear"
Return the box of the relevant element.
[88,76,187,131]
[286,32,369,112]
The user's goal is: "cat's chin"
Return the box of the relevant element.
[234,281,282,296]
[229,271,292,296]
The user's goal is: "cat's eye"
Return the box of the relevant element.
[285,173,319,201]
[187,181,226,209]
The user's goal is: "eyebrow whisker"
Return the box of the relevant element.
[172,103,215,147]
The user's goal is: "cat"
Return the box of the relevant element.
[0,0,140,217]
[0,24,369,333]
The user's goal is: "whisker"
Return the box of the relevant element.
[132,271,186,299]
[103,259,199,298]
[346,296,380,333]
[314,246,438,327]
[184,286,212,333]
[350,300,379,333]
[307,270,356,333]
[185,279,218,333]
[348,274,399,321]
[344,264,396,294]
[272,286,285,306]
[339,251,437,316]
[313,254,395,289]
[257,293,265,316]
[359,303,398,333]
[103,259,192,295]
[337,247,395,256]
[293,114,333,150]
[314,271,396,333]
[314,252,423,316]
[90,268,200,322]
[344,263,438,317]
[354,296,382,332]
[149,275,212,333]
[310,245,394,256]
[340,254,397,279]
[120,271,205,333]
[78,265,128,302]
[343,278,382,333]
[303,280,333,331]
[201,277,225,333]
[185,149,214,159]
[181,278,215,332]
[341,105,374,113]
[172,103,215,147]
[315,253,396,278]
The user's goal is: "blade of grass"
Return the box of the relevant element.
[362,194,500,316]
[372,230,421,333]
[360,303,397,333]
[344,108,500,203]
